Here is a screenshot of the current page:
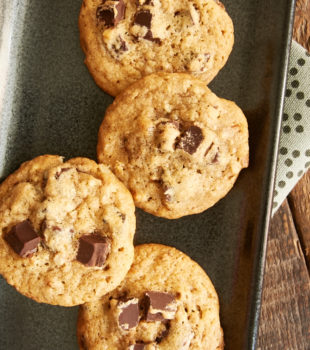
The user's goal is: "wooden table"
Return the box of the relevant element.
[257,1,310,348]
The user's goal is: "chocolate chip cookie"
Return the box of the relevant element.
[0,155,136,306]
[97,73,249,219]
[79,0,234,96]
[77,244,224,349]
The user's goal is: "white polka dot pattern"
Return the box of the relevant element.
[272,41,310,215]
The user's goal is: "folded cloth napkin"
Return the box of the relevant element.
[272,40,310,215]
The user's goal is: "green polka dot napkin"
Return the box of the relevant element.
[272,40,310,215]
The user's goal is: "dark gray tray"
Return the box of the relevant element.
[0,0,295,349]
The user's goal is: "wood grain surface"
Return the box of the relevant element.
[257,0,310,348]
[294,0,310,52]
[257,201,310,350]
[288,171,310,269]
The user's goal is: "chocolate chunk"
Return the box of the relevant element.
[97,7,114,26]
[4,220,41,257]
[128,344,146,350]
[143,291,176,321]
[134,10,152,28]
[144,30,161,44]
[77,235,110,267]
[175,126,204,154]
[112,0,126,24]
[96,0,125,27]
[145,291,175,309]
[118,298,140,330]
[55,167,71,179]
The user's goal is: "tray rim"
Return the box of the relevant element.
[245,1,296,348]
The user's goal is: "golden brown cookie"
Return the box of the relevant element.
[0,155,136,306]
[97,73,249,219]
[77,244,224,349]
[79,0,234,96]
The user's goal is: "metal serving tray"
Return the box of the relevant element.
[0,0,295,349]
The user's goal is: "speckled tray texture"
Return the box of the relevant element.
[0,0,295,349]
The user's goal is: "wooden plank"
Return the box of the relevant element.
[257,200,310,350]
[288,171,310,269]
[294,0,310,51]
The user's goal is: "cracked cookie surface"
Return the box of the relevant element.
[77,244,224,350]
[0,155,136,306]
[79,0,234,96]
[97,73,249,219]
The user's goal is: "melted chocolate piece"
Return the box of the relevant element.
[76,169,89,175]
[212,150,219,163]
[118,298,140,330]
[42,171,48,187]
[77,235,110,267]
[162,184,173,202]
[55,167,71,179]
[175,126,204,154]
[134,10,152,28]
[143,291,176,321]
[40,219,47,234]
[119,37,128,51]
[204,142,214,156]
[96,0,125,27]
[171,120,180,129]
[155,320,171,343]
[157,120,179,130]
[164,192,171,202]
[205,53,211,62]
[200,53,211,71]
[112,36,128,54]
[144,30,161,44]
[5,220,41,257]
